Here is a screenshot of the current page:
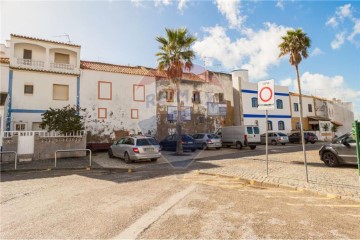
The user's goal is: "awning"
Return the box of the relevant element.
[331,120,343,126]
[308,116,330,121]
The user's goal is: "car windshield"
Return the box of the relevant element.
[332,133,350,144]
[207,134,219,139]
[136,138,159,146]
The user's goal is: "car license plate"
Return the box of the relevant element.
[188,142,193,144]
[144,148,154,152]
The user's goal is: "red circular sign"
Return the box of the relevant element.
[259,87,273,102]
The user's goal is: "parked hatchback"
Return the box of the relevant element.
[288,132,318,144]
[159,134,197,152]
[319,133,358,167]
[193,133,222,150]
[260,132,289,145]
[108,136,161,163]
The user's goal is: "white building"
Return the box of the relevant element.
[232,70,291,134]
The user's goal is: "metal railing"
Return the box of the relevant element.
[3,131,85,138]
[50,62,75,70]
[0,151,18,169]
[17,58,44,67]
[54,149,92,168]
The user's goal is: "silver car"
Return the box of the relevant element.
[319,133,358,167]
[260,132,289,145]
[108,136,161,163]
[193,133,222,150]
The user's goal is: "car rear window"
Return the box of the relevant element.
[182,135,194,141]
[136,138,159,146]
[278,133,287,136]
[253,127,259,134]
[247,127,253,134]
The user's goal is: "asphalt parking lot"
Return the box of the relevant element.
[1,169,360,239]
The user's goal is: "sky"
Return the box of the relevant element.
[1,0,360,119]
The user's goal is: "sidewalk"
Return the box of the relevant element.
[190,150,360,202]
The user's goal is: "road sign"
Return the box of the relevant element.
[258,79,275,110]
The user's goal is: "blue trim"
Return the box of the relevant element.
[243,114,292,118]
[11,109,46,114]
[76,76,80,108]
[241,89,290,96]
[6,70,13,131]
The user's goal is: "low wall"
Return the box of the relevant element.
[2,133,86,162]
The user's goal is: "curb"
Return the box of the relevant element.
[197,171,360,203]
[0,167,134,173]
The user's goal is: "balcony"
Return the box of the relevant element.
[50,62,75,70]
[16,58,45,68]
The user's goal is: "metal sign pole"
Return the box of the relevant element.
[266,110,269,176]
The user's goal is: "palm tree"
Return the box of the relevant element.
[156,28,197,154]
[279,28,311,181]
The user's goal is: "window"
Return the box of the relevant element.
[214,93,224,102]
[267,121,273,131]
[294,103,299,112]
[131,109,139,119]
[98,81,112,100]
[98,108,107,119]
[133,84,145,102]
[192,91,200,104]
[295,122,300,130]
[276,99,283,109]
[308,104,312,112]
[278,121,285,130]
[0,93,7,106]
[23,49,32,59]
[32,122,43,131]
[15,123,26,131]
[251,97,258,108]
[254,127,260,134]
[24,85,34,94]
[247,127,253,134]
[166,89,174,102]
[53,84,69,100]
[54,53,70,64]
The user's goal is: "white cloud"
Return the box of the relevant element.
[276,0,284,10]
[326,17,338,28]
[193,23,290,80]
[131,0,144,7]
[215,0,245,29]
[331,32,346,49]
[279,78,292,87]
[154,0,172,7]
[310,47,324,57]
[348,19,360,42]
[178,0,188,11]
[336,3,352,19]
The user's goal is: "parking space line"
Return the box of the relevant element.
[286,203,360,208]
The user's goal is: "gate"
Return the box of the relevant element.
[18,131,35,155]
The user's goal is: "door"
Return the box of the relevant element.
[246,126,260,143]
[113,138,125,157]
[336,136,357,163]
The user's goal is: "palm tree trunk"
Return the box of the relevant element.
[176,80,183,154]
[296,64,309,182]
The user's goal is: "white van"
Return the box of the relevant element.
[215,125,261,150]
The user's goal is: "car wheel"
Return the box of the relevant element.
[124,152,132,164]
[108,149,114,158]
[250,145,256,150]
[271,140,277,146]
[236,142,243,150]
[281,143,286,146]
[151,158,158,162]
[202,143,208,150]
[323,151,339,167]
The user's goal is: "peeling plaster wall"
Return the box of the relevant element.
[80,69,157,142]
[155,73,234,141]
